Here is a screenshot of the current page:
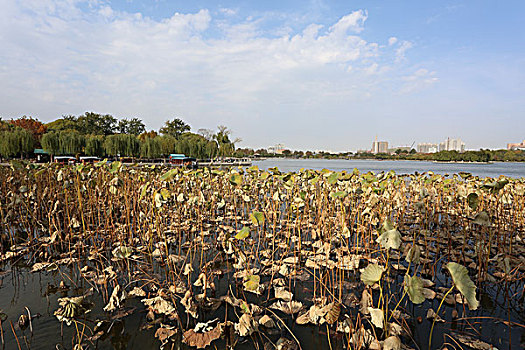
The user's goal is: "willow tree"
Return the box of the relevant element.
[42,130,85,155]
[140,136,162,159]
[0,128,34,159]
[214,125,240,157]
[159,135,177,156]
[104,134,140,157]
[85,135,105,157]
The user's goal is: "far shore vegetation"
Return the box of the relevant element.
[1,113,524,162]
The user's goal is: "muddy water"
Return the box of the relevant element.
[1,254,524,349]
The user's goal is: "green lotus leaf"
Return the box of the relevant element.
[467,193,479,210]
[235,226,250,240]
[404,275,425,304]
[405,244,421,264]
[109,161,121,174]
[446,262,479,310]
[243,274,260,292]
[360,264,385,285]
[160,169,177,181]
[376,221,401,250]
[330,191,347,199]
[112,246,133,259]
[229,173,242,186]
[327,172,340,185]
[472,211,490,226]
[250,211,265,226]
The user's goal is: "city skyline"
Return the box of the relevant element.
[0,1,524,151]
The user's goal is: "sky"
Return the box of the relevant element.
[0,0,524,152]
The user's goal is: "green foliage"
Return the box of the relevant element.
[158,135,178,156]
[47,113,117,135]
[235,226,250,240]
[104,134,140,157]
[140,136,162,158]
[41,130,85,156]
[76,112,117,135]
[404,275,425,304]
[159,118,190,138]
[360,263,385,285]
[85,135,105,157]
[214,125,237,157]
[117,118,145,135]
[446,262,479,310]
[0,128,34,158]
[176,132,217,159]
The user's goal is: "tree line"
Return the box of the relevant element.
[0,113,240,160]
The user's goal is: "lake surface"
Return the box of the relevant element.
[252,158,525,178]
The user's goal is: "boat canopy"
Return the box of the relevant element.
[169,154,187,159]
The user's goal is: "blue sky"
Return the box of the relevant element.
[0,0,523,151]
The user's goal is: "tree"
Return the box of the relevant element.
[197,128,214,141]
[8,116,47,146]
[138,130,158,141]
[104,134,140,157]
[140,137,162,159]
[214,125,240,157]
[159,118,190,138]
[46,116,78,132]
[85,135,105,157]
[41,130,85,156]
[0,128,34,159]
[158,135,177,156]
[77,112,117,135]
[176,132,217,159]
[117,118,146,135]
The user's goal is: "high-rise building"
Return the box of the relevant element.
[267,143,285,154]
[439,138,465,152]
[507,140,525,150]
[417,143,438,153]
[371,136,388,154]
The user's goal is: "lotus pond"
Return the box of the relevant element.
[0,161,524,350]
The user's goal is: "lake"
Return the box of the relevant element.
[252,158,525,178]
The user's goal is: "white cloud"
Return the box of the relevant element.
[388,36,398,46]
[0,1,433,149]
[399,68,438,93]
[395,40,413,62]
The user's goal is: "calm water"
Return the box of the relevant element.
[253,158,525,178]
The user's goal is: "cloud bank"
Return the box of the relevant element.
[0,0,436,150]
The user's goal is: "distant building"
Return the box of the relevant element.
[507,140,525,150]
[439,138,465,152]
[417,143,438,153]
[268,143,285,154]
[371,136,388,154]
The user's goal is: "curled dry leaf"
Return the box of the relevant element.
[274,286,293,302]
[450,331,498,350]
[142,296,176,316]
[258,315,275,328]
[235,313,258,337]
[104,284,127,312]
[181,290,198,319]
[270,300,304,315]
[383,336,401,350]
[324,302,341,325]
[183,319,222,349]
[155,325,177,345]
[367,307,384,329]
